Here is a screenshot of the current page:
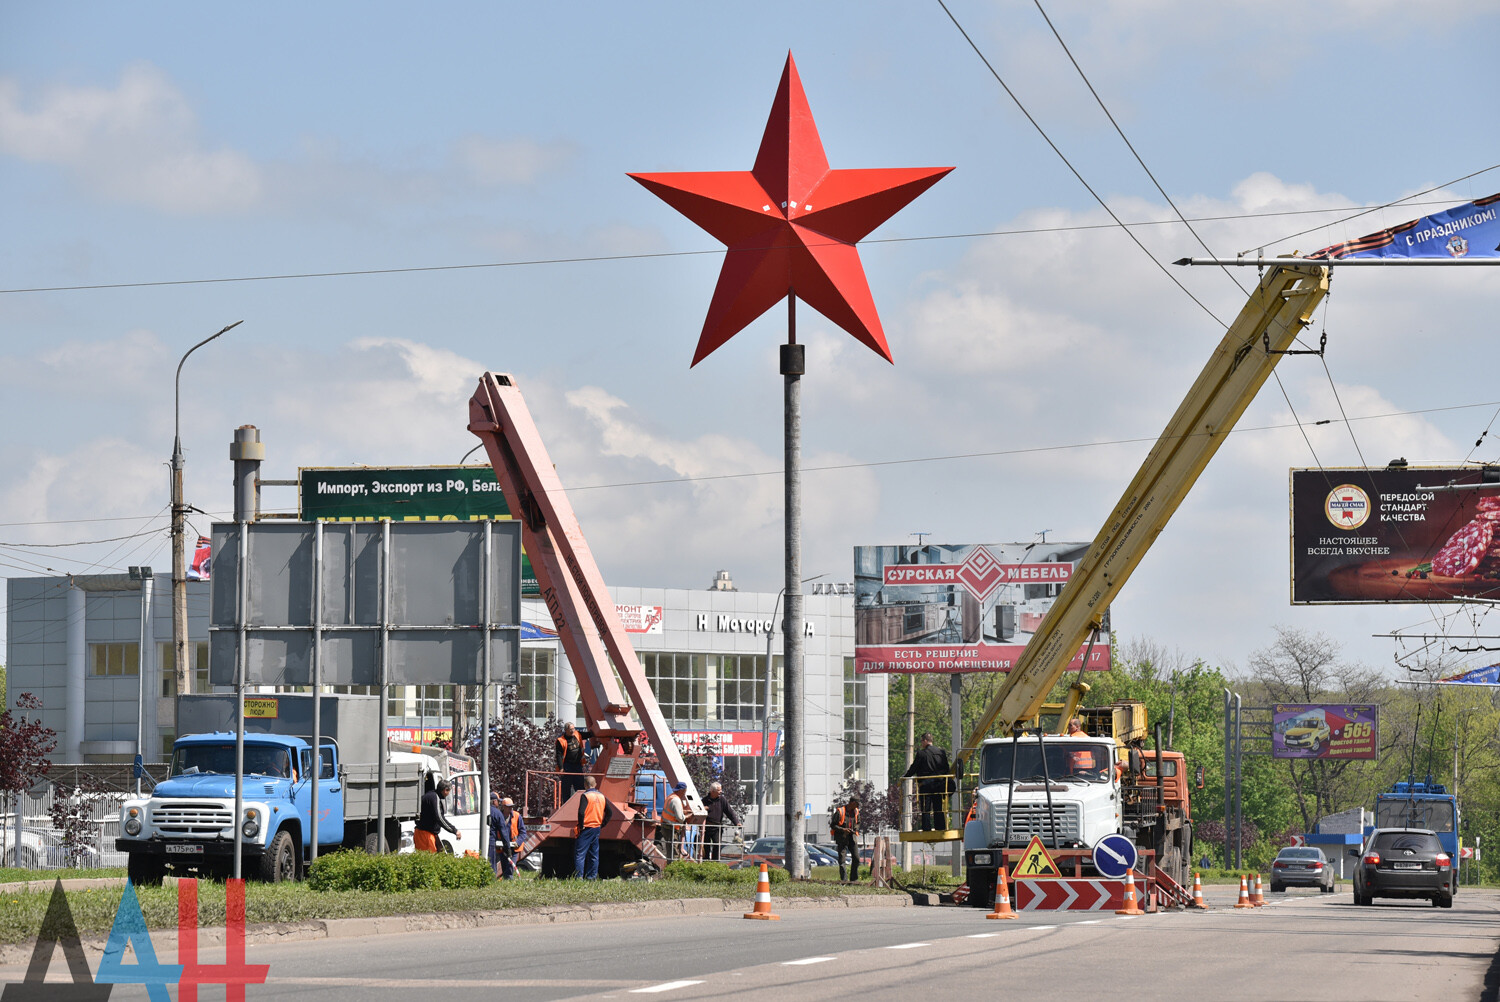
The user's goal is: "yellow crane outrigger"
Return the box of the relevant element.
[958,260,1331,765]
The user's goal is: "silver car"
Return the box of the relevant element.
[1270,846,1336,892]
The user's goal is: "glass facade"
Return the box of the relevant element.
[159,641,211,696]
[843,656,867,780]
[90,643,138,677]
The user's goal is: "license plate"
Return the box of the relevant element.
[1392,861,1422,870]
[165,844,204,854]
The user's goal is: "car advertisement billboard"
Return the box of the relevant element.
[1272,704,1378,760]
[1291,466,1500,604]
[853,542,1110,674]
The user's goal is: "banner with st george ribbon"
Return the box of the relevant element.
[186,536,211,581]
[1307,193,1500,260]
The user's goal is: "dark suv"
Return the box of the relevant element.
[1351,828,1455,908]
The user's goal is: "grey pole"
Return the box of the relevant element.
[950,673,963,877]
[377,519,390,852]
[1233,693,1243,870]
[902,677,914,872]
[310,521,322,862]
[480,520,492,861]
[1223,689,1231,868]
[782,293,807,879]
[757,587,783,841]
[134,569,153,797]
[234,522,248,879]
[171,321,243,701]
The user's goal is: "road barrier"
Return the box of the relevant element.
[743,863,781,921]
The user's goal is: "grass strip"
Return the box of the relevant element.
[0,871,901,945]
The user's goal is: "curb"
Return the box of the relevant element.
[0,893,908,966]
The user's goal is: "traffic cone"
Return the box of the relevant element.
[1115,869,1145,916]
[1190,872,1208,910]
[1234,874,1252,909]
[1252,873,1265,906]
[986,866,1018,919]
[743,863,781,921]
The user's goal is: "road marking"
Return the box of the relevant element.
[965,933,999,939]
[1031,925,1057,930]
[1076,919,1102,925]
[783,957,837,965]
[886,942,931,950]
[631,981,706,994]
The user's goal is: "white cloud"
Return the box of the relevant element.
[0,64,262,214]
[453,135,576,187]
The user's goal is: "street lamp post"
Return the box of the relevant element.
[171,321,243,699]
[757,572,825,840]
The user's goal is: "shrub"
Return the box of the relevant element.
[307,850,493,892]
[662,860,787,885]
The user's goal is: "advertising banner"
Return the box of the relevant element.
[617,605,664,634]
[299,466,537,595]
[1291,466,1500,603]
[638,730,781,757]
[1272,704,1378,760]
[1307,193,1500,261]
[853,542,1110,674]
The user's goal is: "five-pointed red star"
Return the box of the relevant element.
[630,53,952,367]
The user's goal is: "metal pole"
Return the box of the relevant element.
[1037,725,1058,853]
[902,676,914,872]
[950,673,962,876]
[135,572,150,797]
[310,521,322,862]
[171,320,243,700]
[1236,693,1246,865]
[1223,689,1231,869]
[481,521,492,860]
[757,587,783,841]
[234,521,248,879]
[377,519,389,853]
[782,293,807,880]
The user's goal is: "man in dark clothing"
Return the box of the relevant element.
[831,796,861,883]
[903,732,953,831]
[556,722,587,804]
[490,794,526,879]
[702,782,739,861]
[415,778,459,853]
[574,776,613,880]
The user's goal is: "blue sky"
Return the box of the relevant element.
[3,1,1500,677]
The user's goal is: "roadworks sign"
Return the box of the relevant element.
[1013,835,1062,878]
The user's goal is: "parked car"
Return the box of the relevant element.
[1352,828,1454,908]
[3,827,100,870]
[1270,846,1335,893]
[730,837,838,869]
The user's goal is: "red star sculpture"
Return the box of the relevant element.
[630,53,952,367]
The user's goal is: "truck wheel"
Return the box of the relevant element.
[127,854,165,886]
[364,830,384,855]
[259,831,298,882]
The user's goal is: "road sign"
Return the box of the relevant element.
[1091,833,1138,879]
[1014,835,1061,878]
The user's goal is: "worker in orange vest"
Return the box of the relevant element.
[832,796,861,883]
[574,776,614,880]
[490,794,528,879]
[660,782,688,861]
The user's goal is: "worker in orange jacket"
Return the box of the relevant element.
[574,776,614,880]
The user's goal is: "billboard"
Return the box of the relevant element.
[1271,704,1378,760]
[299,466,537,595]
[853,542,1110,674]
[1291,466,1500,603]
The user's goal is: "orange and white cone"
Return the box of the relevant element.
[743,863,781,921]
[1251,873,1265,906]
[1190,872,1208,910]
[1115,869,1145,916]
[986,866,1018,919]
[1234,874,1252,909]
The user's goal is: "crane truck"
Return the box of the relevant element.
[468,371,703,878]
[959,261,1330,906]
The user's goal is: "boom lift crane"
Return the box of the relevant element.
[469,372,703,877]
[950,262,1330,901]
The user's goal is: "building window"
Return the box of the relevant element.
[159,642,210,695]
[843,657,867,780]
[516,647,556,721]
[715,654,778,722]
[643,652,707,722]
[159,730,176,760]
[726,755,782,809]
[91,643,139,676]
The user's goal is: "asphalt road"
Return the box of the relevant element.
[5,886,1498,1001]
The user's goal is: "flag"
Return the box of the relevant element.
[519,621,557,641]
[187,536,212,580]
[1437,663,1500,685]
[1307,193,1500,260]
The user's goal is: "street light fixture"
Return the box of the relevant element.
[756,572,825,839]
[171,321,244,699]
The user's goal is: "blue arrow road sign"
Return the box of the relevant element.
[1092,833,1138,879]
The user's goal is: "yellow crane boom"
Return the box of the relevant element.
[959,261,1331,764]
